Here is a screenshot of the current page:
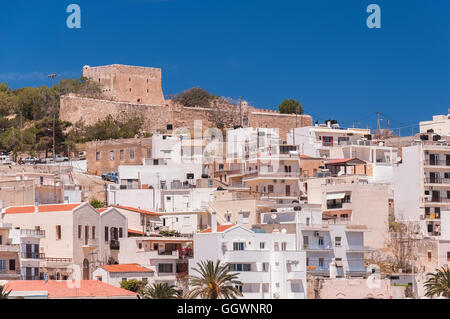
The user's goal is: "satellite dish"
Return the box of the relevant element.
[281,228,287,234]
[272,229,280,233]
[271,214,277,220]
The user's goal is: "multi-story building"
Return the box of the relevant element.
[118,236,193,286]
[86,137,152,176]
[419,112,450,136]
[258,204,370,278]
[0,217,44,280]
[393,133,450,238]
[287,123,371,159]
[189,213,307,299]
[307,176,390,250]
[2,203,127,280]
[92,263,155,287]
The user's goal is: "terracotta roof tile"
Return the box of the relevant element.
[102,263,154,273]
[4,206,35,214]
[111,205,161,216]
[4,280,137,298]
[200,224,236,233]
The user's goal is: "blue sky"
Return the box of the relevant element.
[0,0,449,134]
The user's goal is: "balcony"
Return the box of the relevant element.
[306,265,329,275]
[237,271,270,282]
[424,160,450,167]
[424,178,450,185]
[110,240,120,250]
[0,244,20,252]
[326,201,351,210]
[346,246,372,253]
[224,250,272,263]
[19,229,45,237]
[303,244,333,251]
[0,269,21,279]
[44,257,73,267]
[21,252,45,259]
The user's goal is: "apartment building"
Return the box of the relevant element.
[118,236,193,286]
[86,137,152,176]
[393,134,450,238]
[287,124,371,159]
[1,203,127,280]
[306,176,389,249]
[258,204,370,278]
[0,217,44,280]
[0,179,35,207]
[420,113,450,136]
[189,213,307,299]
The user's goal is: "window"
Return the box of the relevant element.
[166,196,171,201]
[242,212,250,224]
[260,242,265,250]
[147,148,151,158]
[158,264,173,273]
[186,173,194,179]
[56,225,62,240]
[105,227,109,241]
[138,243,143,249]
[335,236,342,247]
[9,259,15,271]
[262,263,268,271]
[233,242,244,251]
[229,264,251,271]
[96,152,101,161]
[142,278,148,283]
[0,260,6,272]
[129,148,135,159]
[268,185,274,193]
[119,228,123,238]
[40,176,44,185]
[427,251,432,262]
[109,151,115,161]
[96,276,102,281]
[119,150,124,160]
[303,236,309,248]
[78,225,82,239]
[85,225,89,240]
[319,258,324,268]
[92,226,96,239]
[167,124,173,130]
[318,237,324,246]
[183,216,191,226]
[281,242,287,251]
[447,252,450,262]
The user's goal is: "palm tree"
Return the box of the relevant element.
[142,283,181,299]
[185,260,243,299]
[0,285,11,299]
[424,266,450,298]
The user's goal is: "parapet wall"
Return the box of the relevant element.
[60,94,312,141]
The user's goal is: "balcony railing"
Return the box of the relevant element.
[24,275,41,280]
[20,229,45,237]
[21,252,45,259]
[423,197,450,203]
[0,244,20,252]
[424,178,450,184]
[424,160,450,167]
[303,244,333,250]
[45,257,72,263]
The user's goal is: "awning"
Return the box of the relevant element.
[326,193,346,200]
[335,260,343,267]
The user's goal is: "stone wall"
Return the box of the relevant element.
[60,94,312,141]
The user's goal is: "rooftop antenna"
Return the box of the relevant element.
[48,74,58,87]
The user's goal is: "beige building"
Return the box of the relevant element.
[0,179,35,208]
[420,113,450,136]
[307,176,390,250]
[2,203,127,280]
[86,137,152,175]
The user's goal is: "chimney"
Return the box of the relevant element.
[211,212,217,233]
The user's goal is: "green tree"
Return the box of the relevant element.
[143,283,181,299]
[185,260,243,299]
[89,199,105,208]
[0,285,11,299]
[120,279,147,295]
[424,266,450,298]
[173,87,212,108]
[278,98,303,114]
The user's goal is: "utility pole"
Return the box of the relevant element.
[239,97,242,127]
[376,111,381,136]
[48,74,58,87]
[53,113,56,163]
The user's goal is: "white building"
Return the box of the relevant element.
[189,213,307,299]
[118,236,193,286]
[92,263,155,287]
[287,125,371,159]
[420,113,450,136]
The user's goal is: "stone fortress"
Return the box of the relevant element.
[59,64,312,140]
